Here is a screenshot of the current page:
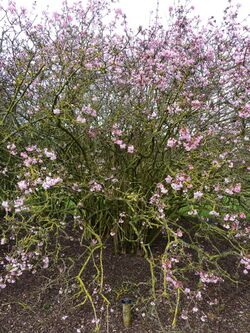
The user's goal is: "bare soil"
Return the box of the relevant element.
[0,239,249,333]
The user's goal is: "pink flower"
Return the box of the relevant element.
[239,212,246,219]
[239,103,250,119]
[240,256,250,273]
[17,180,29,191]
[184,136,202,151]
[85,63,93,69]
[199,271,223,284]
[89,181,103,192]
[42,256,49,269]
[8,2,16,13]
[176,229,183,237]
[2,201,10,211]
[193,191,203,199]
[181,312,188,320]
[20,152,28,158]
[82,105,96,117]
[25,145,38,152]
[157,183,168,194]
[76,115,86,123]
[165,175,173,183]
[232,183,241,193]
[115,8,123,16]
[127,145,134,153]
[167,138,177,148]
[196,291,202,300]
[1,237,7,245]
[7,143,17,155]
[112,128,122,136]
[14,198,24,208]
[212,160,220,168]
[0,280,6,289]
[179,127,191,142]
[53,108,61,115]
[42,177,62,190]
[149,193,160,205]
[44,148,57,160]
[209,210,220,217]
[114,139,123,145]
[171,182,183,191]
[191,100,201,108]
[225,188,234,195]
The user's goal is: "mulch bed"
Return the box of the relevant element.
[0,238,249,333]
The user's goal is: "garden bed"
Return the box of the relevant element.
[0,238,249,333]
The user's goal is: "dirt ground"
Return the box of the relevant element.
[0,239,249,333]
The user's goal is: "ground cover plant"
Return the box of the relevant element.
[0,0,249,332]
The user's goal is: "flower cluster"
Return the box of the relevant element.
[0,249,49,289]
[162,257,182,289]
[165,173,193,192]
[198,271,224,284]
[111,124,134,153]
[240,256,250,275]
[89,180,103,192]
[167,127,203,151]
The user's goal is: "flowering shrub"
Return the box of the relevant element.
[0,0,249,328]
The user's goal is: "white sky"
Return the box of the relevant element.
[1,0,250,29]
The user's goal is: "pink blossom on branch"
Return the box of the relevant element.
[42,176,62,190]
[53,108,61,115]
[167,138,178,148]
[127,145,134,153]
[193,191,203,199]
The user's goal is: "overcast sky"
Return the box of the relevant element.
[1,0,250,29]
